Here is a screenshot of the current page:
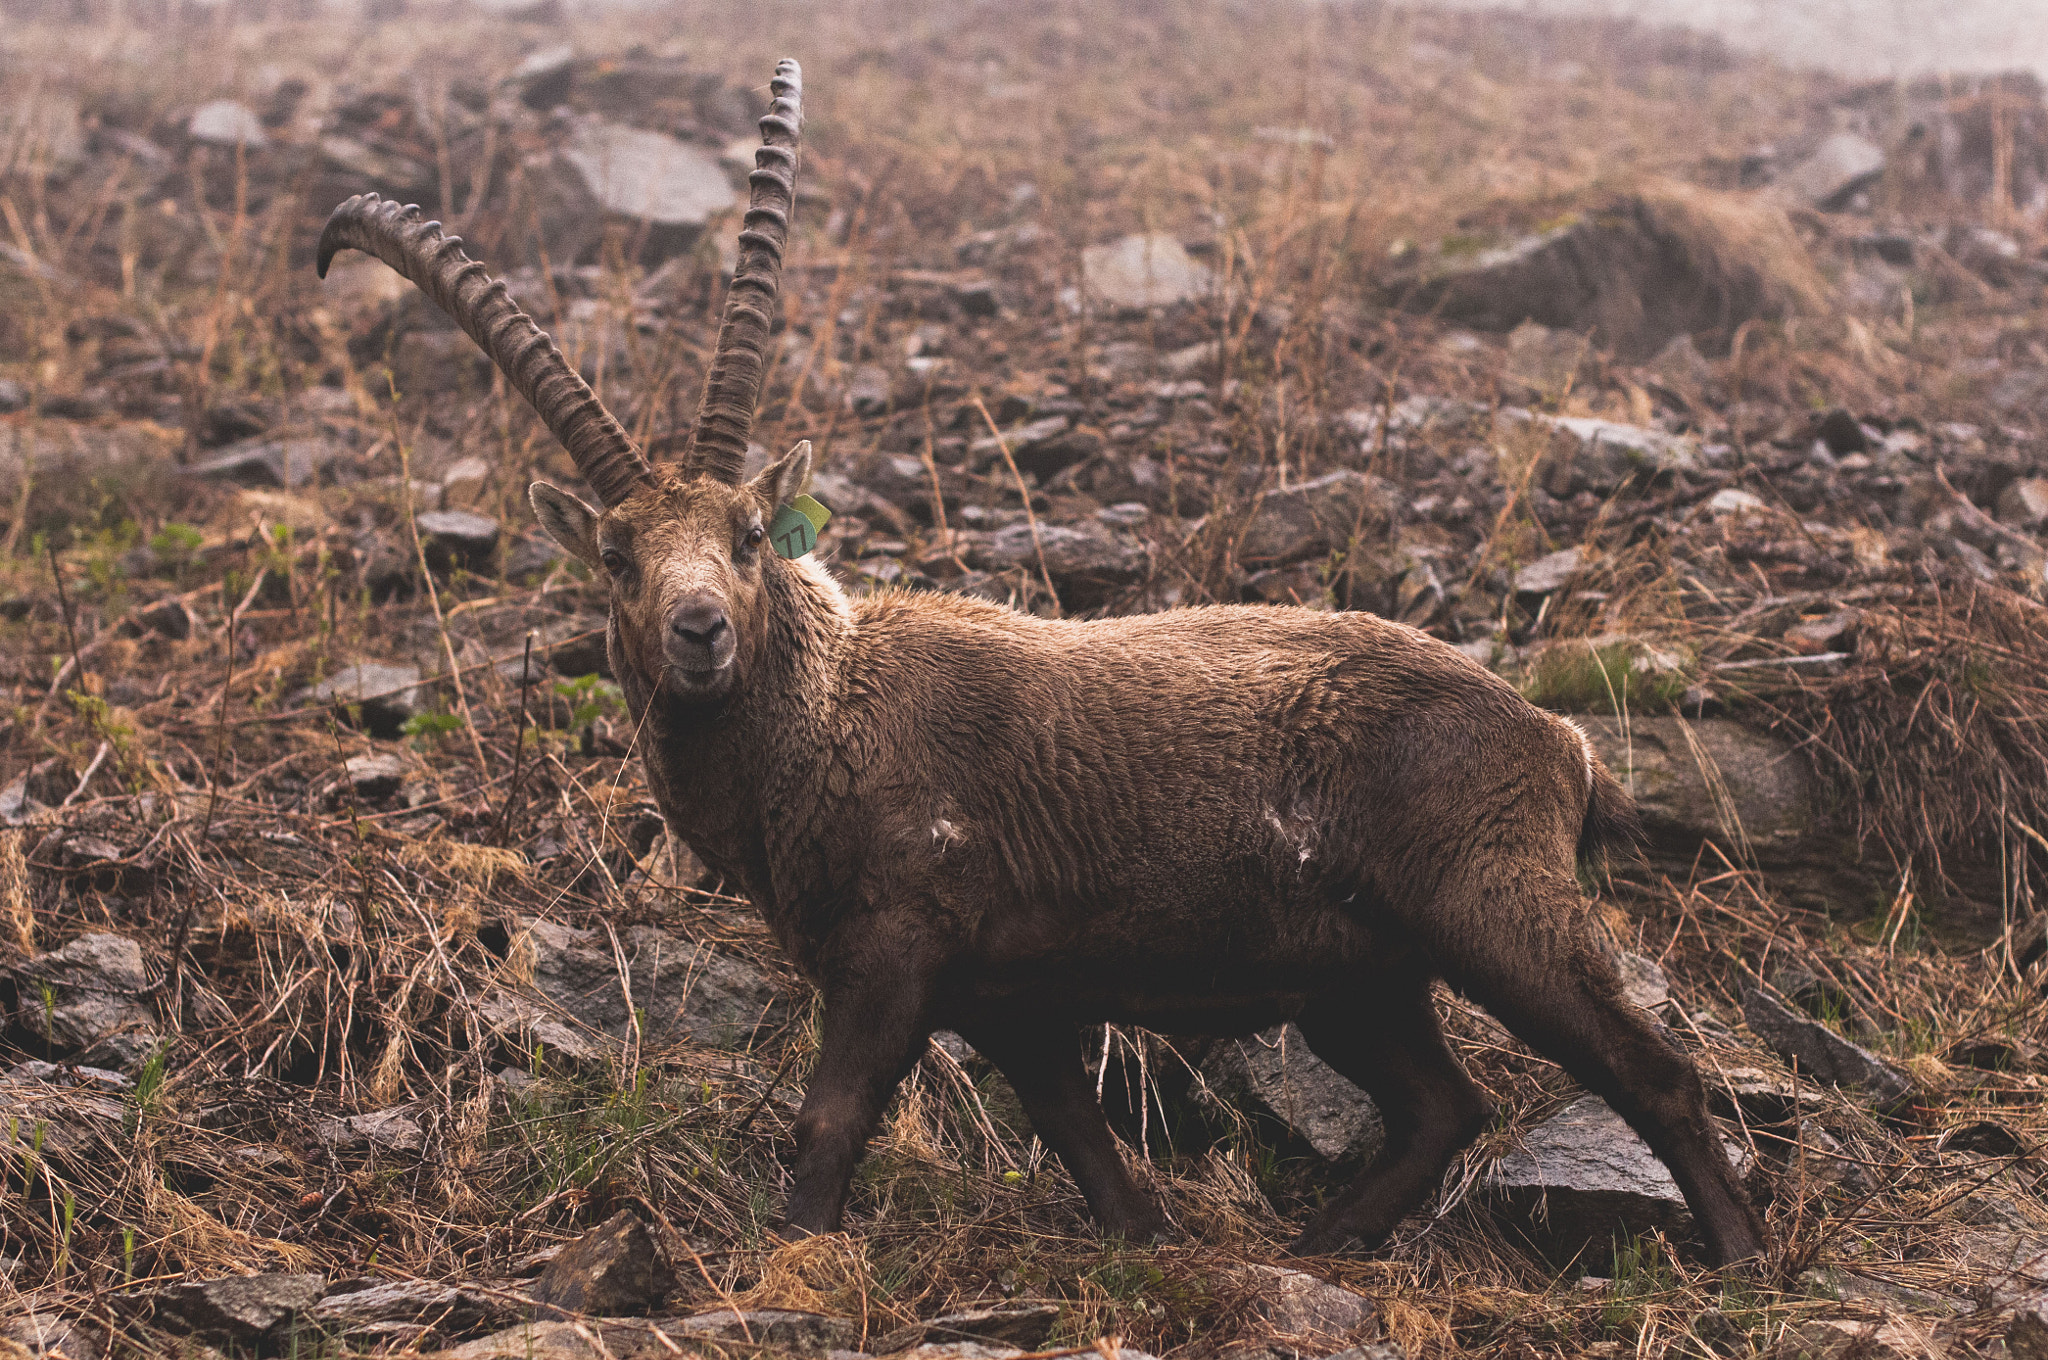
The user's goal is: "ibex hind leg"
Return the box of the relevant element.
[1434,869,1767,1266]
[960,1019,1169,1242]
[1287,974,1493,1256]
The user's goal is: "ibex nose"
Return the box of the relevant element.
[665,594,735,671]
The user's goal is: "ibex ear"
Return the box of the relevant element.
[748,439,813,512]
[529,481,601,569]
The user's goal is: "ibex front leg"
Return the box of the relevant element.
[781,932,935,1236]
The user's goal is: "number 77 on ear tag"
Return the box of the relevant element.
[769,494,831,559]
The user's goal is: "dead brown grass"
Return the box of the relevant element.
[0,0,2044,1357]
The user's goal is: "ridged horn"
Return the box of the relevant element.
[683,57,804,484]
[316,194,654,508]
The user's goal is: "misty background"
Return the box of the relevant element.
[1424,0,2048,80]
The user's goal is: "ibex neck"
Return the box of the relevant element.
[636,556,851,901]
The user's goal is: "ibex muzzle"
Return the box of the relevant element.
[317,57,1767,1267]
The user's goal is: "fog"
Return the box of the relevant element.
[1420,0,2048,79]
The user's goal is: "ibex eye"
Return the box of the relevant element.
[599,548,627,576]
[745,526,765,548]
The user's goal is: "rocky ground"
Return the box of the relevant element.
[1,1,2046,1357]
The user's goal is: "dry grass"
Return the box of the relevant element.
[1,0,2045,1356]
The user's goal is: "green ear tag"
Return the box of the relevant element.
[769,494,830,559]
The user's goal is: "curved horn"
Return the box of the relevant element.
[683,58,804,484]
[317,195,654,508]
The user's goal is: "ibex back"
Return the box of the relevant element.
[317,58,1766,1265]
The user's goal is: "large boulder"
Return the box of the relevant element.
[1389,183,1825,359]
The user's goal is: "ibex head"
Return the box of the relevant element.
[317,59,811,705]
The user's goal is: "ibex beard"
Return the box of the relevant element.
[316,56,1767,1267]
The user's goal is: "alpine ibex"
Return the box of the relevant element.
[317,58,1766,1264]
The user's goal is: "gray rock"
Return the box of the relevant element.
[441,1321,595,1360]
[1503,321,1590,399]
[4,1312,100,1359]
[136,596,194,640]
[1999,478,2048,529]
[6,1059,133,1092]
[1615,951,1671,1013]
[897,1346,1023,1360]
[1486,1095,1746,1260]
[1576,716,1814,859]
[1245,1265,1378,1344]
[185,436,336,489]
[879,1303,1059,1353]
[1389,191,1819,361]
[343,753,413,800]
[1321,1347,1406,1360]
[1080,233,1213,312]
[311,1278,503,1339]
[392,328,494,396]
[969,415,1071,468]
[1777,133,1886,211]
[12,934,155,1054]
[416,510,502,573]
[1517,413,1699,496]
[2012,1298,2048,1360]
[1013,424,1105,481]
[846,364,893,415]
[1512,546,1586,596]
[314,1104,425,1152]
[144,1273,327,1341]
[478,990,618,1069]
[1741,988,1914,1113]
[515,917,787,1051]
[670,1308,861,1355]
[1204,1024,1383,1163]
[0,1069,127,1154]
[1646,332,1715,396]
[532,1212,669,1317]
[562,118,736,250]
[1783,1316,1946,1360]
[296,663,425,739]
[441,455,493,494]
[966,520,1149,610]
[187,99,268,148]
[1236,471,1389,566]
[0,378,26,413]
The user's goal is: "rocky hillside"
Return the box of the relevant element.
[0,1,2045,1357]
